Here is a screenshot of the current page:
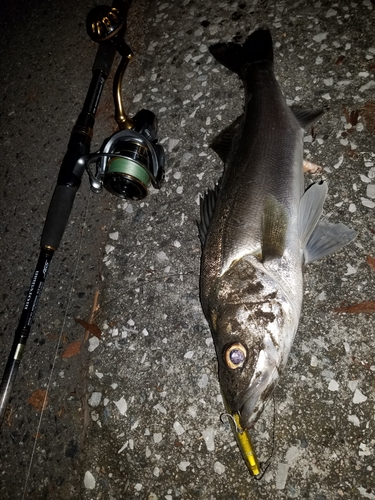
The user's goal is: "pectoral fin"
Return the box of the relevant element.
[261,195,288,260]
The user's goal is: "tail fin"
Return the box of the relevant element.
[209,29,273,75]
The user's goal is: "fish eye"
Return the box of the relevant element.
[224,342,247,369]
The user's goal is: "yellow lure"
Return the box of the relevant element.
[232,412,260,476]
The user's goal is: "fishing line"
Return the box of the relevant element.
[253,396,277,481]
[21,192,92,499]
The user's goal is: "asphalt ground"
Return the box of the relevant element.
[0,0,375,499]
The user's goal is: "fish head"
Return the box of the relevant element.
[209,256,300,429]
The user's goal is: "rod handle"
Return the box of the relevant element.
[40,184,78,250]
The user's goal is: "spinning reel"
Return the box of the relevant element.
[86,109,165,200]
[84,1,165,200]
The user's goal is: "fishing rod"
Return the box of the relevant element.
[0,0,165,425]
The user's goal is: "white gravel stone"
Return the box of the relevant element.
[173,421,185,436]
[198,373,208,388]
[214,461,225,475]
[168,138,179,151]
[353,389,368,404]
[153,467,160,477]
[202,427,215,451]
[156,251,168,262]
[84,471,96,490]
[153,403,167,414]
[310,355,318,367]
[178,461,190,471]
[313,32,327,43]
[361,197,375,208]
[133,93,142,103]
[153,433,163,443]
[276,463,289,490]
[348,414,360,427]
[114,396,128,415]
[105,244,115,254]
[88,336,100,352]
[328,380,339,391]
[88,392,102,407]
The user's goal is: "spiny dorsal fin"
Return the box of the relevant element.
[261,195,288,261]
[198,182,221,245]
[210,115,243,163]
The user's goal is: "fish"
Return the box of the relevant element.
[199,29,356,473]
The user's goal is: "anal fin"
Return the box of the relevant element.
[304,219,357,264]
[291,107,326,129]
[298,181,357,263]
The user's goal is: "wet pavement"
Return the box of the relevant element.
[1,0,375,499]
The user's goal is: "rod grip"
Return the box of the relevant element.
[40,185,78,250]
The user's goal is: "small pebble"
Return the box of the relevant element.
[202,427,215,451]
[328,380,339,392]
[276,463,289,490]
[88,336,100,352]
[84,471,96,490]
[179,461,190,471]
[313,32,327,43]
[88,392,102,407]
[173,421,185,436]
[214,461,225,475]
[154,433,163,443]
[353,389,367,404]
[114,397,127,415]
[198,373,209,388]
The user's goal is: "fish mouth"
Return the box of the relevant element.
[237,366,279,429]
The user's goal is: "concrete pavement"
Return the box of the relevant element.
[0,0,374,499]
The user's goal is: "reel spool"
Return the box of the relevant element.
[85,109,165,200]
